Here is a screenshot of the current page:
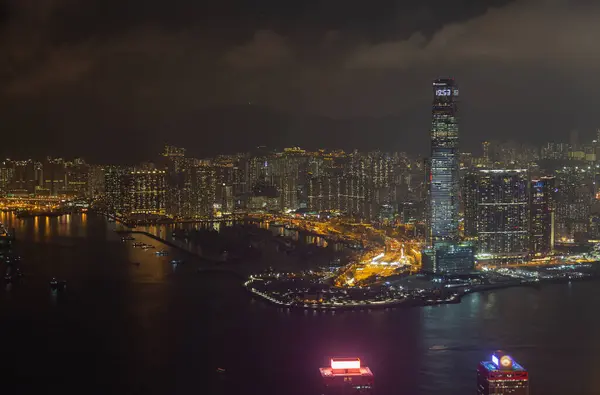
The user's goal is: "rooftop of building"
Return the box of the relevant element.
[480,360,526,372]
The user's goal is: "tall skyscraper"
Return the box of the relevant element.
[530,177,555,255]
[428,78,460,244]
[477,351,529,395]
[104,166,131,215]
[555,167,592,242]
[424,78,473,273]
[462,170,478,238]
[476,169,529,265]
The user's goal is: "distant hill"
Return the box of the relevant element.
[160,104,429,157]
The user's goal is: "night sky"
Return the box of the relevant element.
[1,0,599,162]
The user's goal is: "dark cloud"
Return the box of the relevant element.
[1,0,599,161]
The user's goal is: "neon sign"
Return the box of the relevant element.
[491,355,499,367]
[500,356,513,368]
[331,358,361,370]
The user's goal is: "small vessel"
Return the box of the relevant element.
[216,368,226,374]
[4,275,12,283]
[142,244,155,249]
[16,268,22,277]
[50,278,67,291]
[170,259,184,265]
[121,236,135,241]
[430,345,448,351]
[132,242,144,247]
[155,250,168,256]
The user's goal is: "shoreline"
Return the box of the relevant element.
[113,220,600,312]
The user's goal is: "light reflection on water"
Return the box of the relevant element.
[2,213,600,394]
[138,220,338,253]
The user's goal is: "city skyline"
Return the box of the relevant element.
[2,2,600,394]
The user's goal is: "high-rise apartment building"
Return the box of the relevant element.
[104,166,129,214]
[476,169,529,264]
[529,177,555,254]
[64,159,90,197]
[555,167,592,241]
[462,170,478,238]
[190,165,216,218]
[126,169,167,215]
[43,157,66,196]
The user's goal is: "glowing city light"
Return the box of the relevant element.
[330,358,361,370]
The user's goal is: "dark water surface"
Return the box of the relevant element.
[1,212,599,395]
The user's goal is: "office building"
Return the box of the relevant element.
[424,78,473,272]
[427,78,460,244]
[320,358,373,395]
[422,241,475,274]
[529,177,555,254]
[476,169,529,264]
[477,351,529,395]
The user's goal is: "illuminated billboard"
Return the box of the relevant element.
[330,358,361,370]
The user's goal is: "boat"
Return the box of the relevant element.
[142,244,155,249]
[216,368,226,374]
[170,259,184,265]
[121,236,135,241]
[155,250,168,256]
[4,275,11,283]
[50,278,67,291]
[430,345,449,351]
[132,242,144,247]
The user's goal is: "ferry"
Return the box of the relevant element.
[430,345,449,351]
[50,278,67,291]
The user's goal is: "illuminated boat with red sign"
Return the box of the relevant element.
[320,358,374,394]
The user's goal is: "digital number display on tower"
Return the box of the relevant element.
[436,89,452,96]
